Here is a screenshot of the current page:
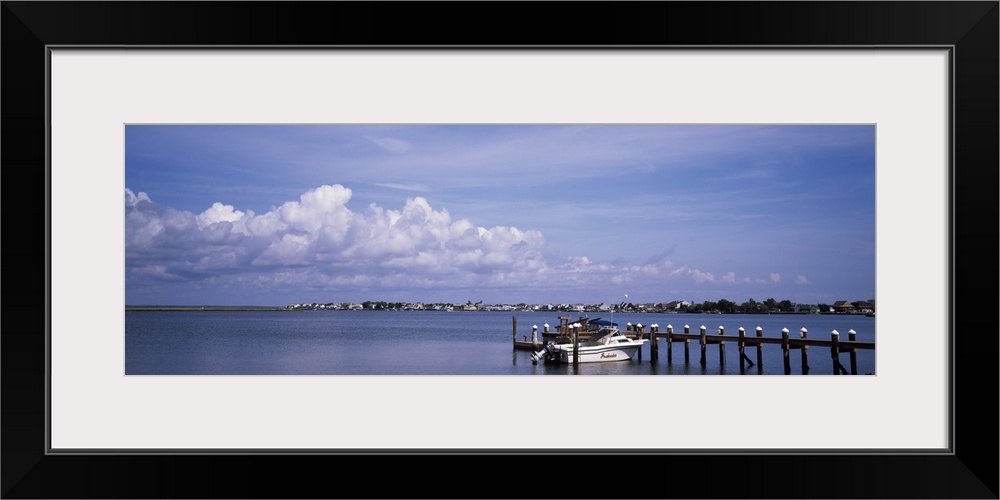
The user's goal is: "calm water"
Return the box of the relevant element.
[125,310,876,375]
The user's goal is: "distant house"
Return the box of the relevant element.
[663,300,691,310]
[852,300,875,314]
[794,303,819,314]
[832,300,856,313]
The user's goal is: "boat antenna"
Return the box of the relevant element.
[611,293,627,331]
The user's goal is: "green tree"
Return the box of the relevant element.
[740,298,759,313]
[717,299,736,313]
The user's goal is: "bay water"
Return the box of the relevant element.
[125,309,876,375]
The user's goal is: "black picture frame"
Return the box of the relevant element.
[3,2,997,498]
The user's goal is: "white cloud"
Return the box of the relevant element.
[659,264,715,284]
[126,185,549,292]
[770,273,781,283]
[691,270,715,283]
[278,184,352,235]
[795,275,810,285]
[197,202,248,230]
[125,188,152,207]
[125,209,165,247]
[253,233,312,266]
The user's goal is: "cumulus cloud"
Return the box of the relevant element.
[126,185,547,291]
[795,275,810,285]
[660,265,714,284]
[770,273,781,283]
[197,202,249,231]
[690,269,715,283]
[125,188,152,207]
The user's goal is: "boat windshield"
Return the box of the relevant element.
[585,326,618,346]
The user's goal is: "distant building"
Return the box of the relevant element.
[794,303,820,314]
[663,300,691,310]
[852,300,875,314]
[832,300,856,313]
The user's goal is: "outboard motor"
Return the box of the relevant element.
[531,342,557,364]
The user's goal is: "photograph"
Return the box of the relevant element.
[3,1,996,498]
[124,124,876,375]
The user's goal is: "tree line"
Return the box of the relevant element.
[681,298,830,314]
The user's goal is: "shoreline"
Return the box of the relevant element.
[125,306,288,312]
[124,307,873,315]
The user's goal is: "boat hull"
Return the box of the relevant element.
[553,342,645,363]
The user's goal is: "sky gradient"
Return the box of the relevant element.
[125,124,875,307]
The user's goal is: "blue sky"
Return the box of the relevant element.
[125,124,875,306]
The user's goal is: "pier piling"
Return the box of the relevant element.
[684,325,691,364]
[512,316,517,348]
[650,324,659,363]
[572,324,580,368]
[699,325,707,367]
[738,327,746,373]
[800,328,809,375]
[848,329,858,375]
[636,324,643,361]
[755,327,764,373]
[781,328,791,375]
[718,326,726,366]
[666,325,674,363]
[831,330,845,375]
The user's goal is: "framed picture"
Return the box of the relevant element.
[5,2,996,498]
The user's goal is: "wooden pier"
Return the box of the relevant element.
[512,316,875,374]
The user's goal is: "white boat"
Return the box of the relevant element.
[532,324,648,364]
